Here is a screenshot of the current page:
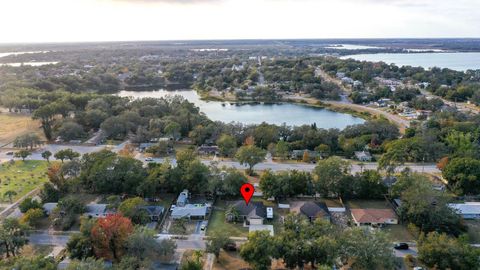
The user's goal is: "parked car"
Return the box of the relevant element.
[394,243,409,250]
[6,151,13,155]
[145,157,154,162]
[200,224,206,231]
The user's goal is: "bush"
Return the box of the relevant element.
[21,208,45,227]
[19,198,43,213]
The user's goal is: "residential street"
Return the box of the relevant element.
[0,144,440,175]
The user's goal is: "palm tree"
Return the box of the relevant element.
[4,190,17,203]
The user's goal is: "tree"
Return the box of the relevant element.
[181,251,203,270]
[13,133,41,150]
[206,231,234,261]
[3,190,17,203]
[418,232,480,270]
[91,214,134,261]
[217,134,237,157]
[221,169,248,197]
[66,258,107,270]
[313,157,351,198]
[11,256,57,270]
[442,157,480,195]
[56,121,86,141]
[41,150,52,163]
[0,218,30,257]
[240,231,274,270]
[19,198,42,213]
[126,227,176,263]
[39,183,60,203]
[353,170,387,199]
[67,217,95,260]
[398,176,466,236]
[54,149,80,163]
[14,149,31,161]
[274,140,289,160]
[339,228,395,270]
[33,104,57,140]
[118,197,149,225]
[235,145,266,175]
[164,121,181,140]
[20,208,44,227]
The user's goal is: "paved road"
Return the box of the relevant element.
[0,144,440,175]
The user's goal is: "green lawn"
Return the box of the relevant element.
[383,225,414,242]
[207,201,248,237]
[0,160,50,203]
[346,199,391,209]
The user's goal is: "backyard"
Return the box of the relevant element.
[0,160,50,203]
[207,200,248,237]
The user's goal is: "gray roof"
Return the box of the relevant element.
[85,204,109,216]
[139,205,164,216]
[232,201,266,219]
[300,202,330,219]
[177,190,189,205]
[171,204,208,218]
[43,203,58,214]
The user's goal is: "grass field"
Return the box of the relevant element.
[0,160,50,203]
[0,113,43,146]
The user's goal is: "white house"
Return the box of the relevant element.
[448,202,480,219]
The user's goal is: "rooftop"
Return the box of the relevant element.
[351,208,397,224]
[448,202,480,215]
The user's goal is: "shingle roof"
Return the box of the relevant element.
[171,204,208,218]
[351,208,397,224]
[448,202,480,215]
[300,202,330,218]
[232,201,266,219]
[139,205,164,216]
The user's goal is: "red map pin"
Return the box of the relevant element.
[240,183,255,205]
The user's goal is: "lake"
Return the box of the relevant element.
[0,62,58,67]
[117,90,365,128]
[341,52,480,71]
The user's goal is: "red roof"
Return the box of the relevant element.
[351,208,397,224]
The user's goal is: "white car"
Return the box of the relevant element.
[145,157,154,162]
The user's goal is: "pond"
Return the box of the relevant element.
[117,90,365,129]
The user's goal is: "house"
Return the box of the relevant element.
[171,204,209,220]
[351,208,398,227]
[84,204,113,218]
[383,176,398,188]
[139,206,165,222]
[448,202,480,219]
[299,202,331,222]
[341,77,354,84]
[227,201,266,225]
[197,145,220,156]
[43,203,58,216]
[171,189,210,220]
[354,151,372,162]
[336,72,346,79]
[353,80,363,88]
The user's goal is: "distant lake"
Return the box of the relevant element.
[0,62,58,67]
[341,52,480,71]
[0,51,48,58]
[117,90,365,128]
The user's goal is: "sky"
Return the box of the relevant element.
[1,0,479,43]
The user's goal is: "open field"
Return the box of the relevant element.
[0,113,43,146]
[0,160,50,203]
